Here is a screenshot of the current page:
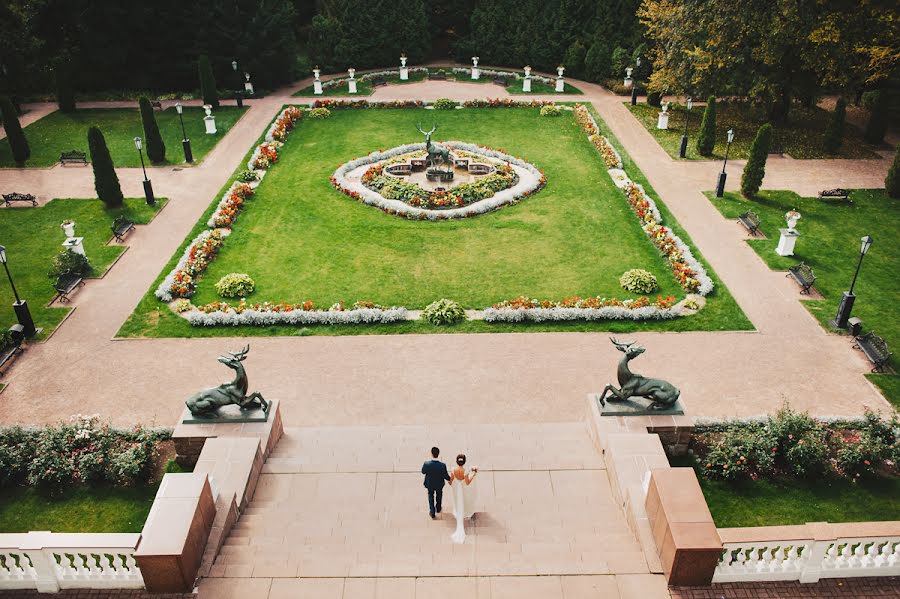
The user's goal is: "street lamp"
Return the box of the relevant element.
[133,137,155,206]
[830,235,873,330]
[232,60,243,108]
[174,103,193,163]
[679,97,693,158]
[0,245,36,337]
[631,57,641,106]
[715,128,735,197]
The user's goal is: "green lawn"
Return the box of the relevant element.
[0,484,157,533]
[627,102,881,160]
[119,105,749,338]
[711,189,898,408]
[0,106,246,168]
[0,198,162,338]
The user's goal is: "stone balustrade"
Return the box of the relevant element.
[0,531,143,593]
[714,521,900,583]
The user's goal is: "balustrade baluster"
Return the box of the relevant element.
[864,541,880,567]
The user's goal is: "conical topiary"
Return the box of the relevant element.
[696,96,716,157]
[864,90,888,145]
[823,97,846,154]
[0,95,31,166]
[740,123,773,198]
[56,64,76,113]
[198,54,219,109]
[139,96,166,163]
[886,144,900,198]
[87,126,123,208]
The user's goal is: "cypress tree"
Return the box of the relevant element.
[696,96,717,157]
[886,144,900,198]
[740,124,773,198]
[198,55,219,109]
[56,64,76,113]
[87,126,123,208]
[823,97,846,154]
[863,90,888,145]
[139,97,166,163]
[0,96,30,167]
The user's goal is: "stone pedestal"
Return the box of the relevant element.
[555,77,565,93]
[657,111,670,130]
[522,77,531,93]
[244,81,254,94]
[472,68,480,80]
[61,236,85,256]
[624,77,633,88]
[776,228,800,256]
[203,115,217,135]
[399,67,409,80]
[313,80,323,95]
[348,79,357,94]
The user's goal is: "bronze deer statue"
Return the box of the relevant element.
[186,345,269,416]
[416,123,451,170]
[598,338,680,410]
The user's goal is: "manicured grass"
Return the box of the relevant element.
[0,198,162,338]
[0,484,158,533]
[627,102,880,160]
[295,80,375,97]
[119,105,750,338]
[711,189,898,406]
[672,457,900,527]
[0,106,246,168]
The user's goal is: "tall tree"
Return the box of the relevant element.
[696,96,716,157]
[87,126,123,209]
[198,54,218,108]
[139,97,166,163]
[55,63,75,113]
[822,98,846,154]
[0,95,30,167]
[741,124,773,198]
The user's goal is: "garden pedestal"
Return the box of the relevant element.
[203,115,217,135]
[624,77,633,88]
[61,236,85,256]
[555,77,565,93]
[776,228,799,256]
[313,80,323,95]
[400,67,409,80]
[657,111,669,130]
[348,79,357,94]
[472,68,480,80]
[244,81,254,94]
[522,77,531,93]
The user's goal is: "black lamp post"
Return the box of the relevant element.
[715,128,735,198]
[134,137,155,206]
[232,60,243,108]
[631,57,641,106]
[679,96,693,158]
[0,245,36,337]
[175,102,193,163]
[830,235,873,330]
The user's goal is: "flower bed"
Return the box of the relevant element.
[318,67,430,90]
[155,229,228,301]
[312,99,424,110]
[208,182,254,228]
[483,295,679,322]
[450,67,558,87]
[265,106,302,142]
[461,98,554,109]
[186,299,407,326]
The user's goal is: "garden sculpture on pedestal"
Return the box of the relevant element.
[598,338,680,410]
[417,123,451,171]
[186,345,269,416]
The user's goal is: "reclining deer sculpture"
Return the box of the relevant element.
[186,345,269,416]
[598,338,680,410]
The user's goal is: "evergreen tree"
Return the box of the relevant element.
[87,126,123,208]
[584,43,610,82]
[696,96,717,157]
[646,92,662,107]
[563,41,587,78]
[740,124,773,198]
[823,97,846,154]
[138,97,166,163]
[198,54,218,108]
[886,144,900,198]
[55,63,75,113]
[863,90,888,145]
[611,46,630,80]
[0,96,30,167]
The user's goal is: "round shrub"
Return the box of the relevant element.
[172,298,194,313]
[237,169,259,183]
[215,273,255,298]
[48,248,92,279]
[540,105,561,117]
[619,269,658,294]
[421,299,466,325]
[309,107,331,119]
[433,98,457,110]
[703,425,776,481]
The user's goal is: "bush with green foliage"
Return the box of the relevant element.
[0,96,30,166]
[703,424,777,481]
[886,145,900,198]
[421,299,466,325]
[540,105,561,117]
[863,90,888,145]
[646,92,662,108]
[823,98,846,154]
[55,64,76,113]
[696,96,716,156]
[139,97,166,163]
[172,298,193,313]
[0,427,32,486]
[563,41,587,78]
[48,249,92,279]
[87,126,123,208]
[619,269,658,294]
[237,169,259,183]
[215,273,255,298]
[610,47,630,80]
[309,107,332,119]
[199,54,219,109]
[433,98,457,110]
[584,44,610,82]
[740,124,773,198]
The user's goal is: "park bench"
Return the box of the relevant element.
[0,325,24,375]
[150,100,163,110]
[370,76,387,87]
[111,216,135,242]
[737,210,762,236]
[3,192,37,207]
[818,188,850,202]
[52,270,85,303]
[59,150,87,166]
[428,71,447,81]
[492,75,509,86]
[786,262,816,295]
[853,331,892,373]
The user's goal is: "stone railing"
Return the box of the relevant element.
[0,531,142,593]
[714,521,900,583]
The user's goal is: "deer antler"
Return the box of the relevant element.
[416,123,424,135]
[609,337,634,352]
[230,344,250,361]
[428,123,437,135]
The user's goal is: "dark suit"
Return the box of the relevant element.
[422,459,451,516]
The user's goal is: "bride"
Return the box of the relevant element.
[448,454,478,544]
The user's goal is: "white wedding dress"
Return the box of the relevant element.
[449,469,478,544]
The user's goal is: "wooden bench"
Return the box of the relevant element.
[3,192,37,207]
[111,216,135,242]
[737,210,762,236]
[428,71,447,81]
[150,100,163,110]
[0,325,24,375]
[52,270,85,303]
[818,188,850,202]
[370,76,386,87]
[853,331,892,373]
[59,150,87,166]
[492,75,509,86]
[786,262,816,295]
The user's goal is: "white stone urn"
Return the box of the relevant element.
[61,221,75,238]
[400,55,407,68]
[557,65,565,78]
[524,65,532,78]
[313,67,321,81]
[203,104,213,117]
[244,72,254,94]
[347,68,357,94]
[471,56,480,80]
[785,210,801,232]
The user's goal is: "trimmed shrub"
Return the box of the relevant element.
[619,269,658,294]
[198,54,219,109]
[696,96,716,157]
[215,273,255,298]
[863,89,888,145]
[540,105,561,117]
[563,41,587,78]
[0,96,30,166]
[55,64,76,113]
[823,97,846,154]
[48,249,92,279]
[433,98,456,110]
[885,144,900,198]
[646,92,662,108]
[703,425,777,481]
[740,123,773,198]
[0,427,32,486]
[88,126,124,208]
[610,47,630,80]
[584,43,610,82]
[138,97,166,163]
[768,405,828,477]
[309,107,332,119]
[421,299,466,325]
[237,169,259,183]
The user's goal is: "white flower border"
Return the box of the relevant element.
[333,141,543,220]
[320,68,430,90]
[185,306,408,327]
[154,228,230,302]
[451,67,559,86]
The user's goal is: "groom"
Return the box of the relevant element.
[422,446,451,519]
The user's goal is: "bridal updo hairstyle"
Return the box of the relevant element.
[456,454,466,466]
